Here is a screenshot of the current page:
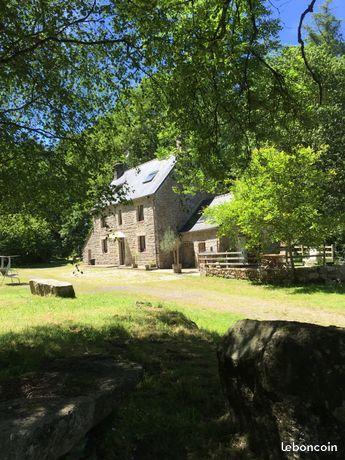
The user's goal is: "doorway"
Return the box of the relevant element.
[118,238,125,265]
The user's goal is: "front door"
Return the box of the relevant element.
[119,239,125,265]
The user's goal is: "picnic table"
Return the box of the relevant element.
[260,253,286,268]
[0,255,20,285]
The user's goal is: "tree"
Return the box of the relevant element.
[0,0,146,141]
[305,0,345,56]
[2,1,344,262]
[204,146,337,272]
[0,2,327,193]
[159,228,181,272]
[0,214,54,262]
[273,39,345,214]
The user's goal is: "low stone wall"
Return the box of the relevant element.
[0,357,143,460]
[201,265,345,284]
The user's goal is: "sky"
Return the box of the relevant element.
[268,0,345,44]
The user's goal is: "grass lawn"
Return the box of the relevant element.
[1,264,345,458]
[0,269,241,459]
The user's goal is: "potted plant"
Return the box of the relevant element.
[132,255,138,268]
[145,260,157,270]
[160,228,182,273]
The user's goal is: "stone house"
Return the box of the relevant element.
[83,157,209,268]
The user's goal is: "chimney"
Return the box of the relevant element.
[114,163,126,180]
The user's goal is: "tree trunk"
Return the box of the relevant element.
[287,244,296,281]
[176,245,180,266]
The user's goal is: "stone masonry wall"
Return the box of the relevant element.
[153,175,209,268]
[182,230,236,267]
[181,229,218,267]
[201,265,345,284]
[83,196,157,266]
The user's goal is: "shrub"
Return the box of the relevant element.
[0,214,55,262]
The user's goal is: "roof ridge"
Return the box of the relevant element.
[124,155,175,174]
[214,192,232,198]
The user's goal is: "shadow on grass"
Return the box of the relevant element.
[17,259,72,269]
[259,282,345,295]
[3,282,29,287]
[0,308,231,460]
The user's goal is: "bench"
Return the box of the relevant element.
[29,278,75,298]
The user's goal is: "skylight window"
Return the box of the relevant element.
[143,170,158,183]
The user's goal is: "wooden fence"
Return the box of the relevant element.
[279,245,335,265]
[198,251,251,268]
[198,245,335,269]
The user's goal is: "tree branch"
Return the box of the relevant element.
[0,1,133,65]
[297,0,323,104]
[0,119,67,140]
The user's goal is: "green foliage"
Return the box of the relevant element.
[305,0,345,55]
[0,0,136,141]
[205,146,337,253]
[1,0,344,260]
[274,43,345,216]
[127,0,282,192]
[159,228,180,254]
[159,228,181,265]
[0,214,55,261]
[0,135,118,258]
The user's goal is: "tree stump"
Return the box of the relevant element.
[29,278,76,298]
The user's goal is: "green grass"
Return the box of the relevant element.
[0,285,240,459]
[1,264,345,458]
[164,275,345,312]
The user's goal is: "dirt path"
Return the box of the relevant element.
[13,266,345,327]
[97,283,345,328]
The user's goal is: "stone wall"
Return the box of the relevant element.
[181,229,218,267]
[181,230,236,267]
[82,196,158,266]
[202,265,345,284]
[83,173,208,268]
[153,174,209,268]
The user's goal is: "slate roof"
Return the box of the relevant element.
[110,156,175,202]
[180,193,232,233]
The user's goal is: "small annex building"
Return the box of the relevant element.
[180,193,241,267]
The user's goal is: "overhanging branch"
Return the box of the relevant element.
[297,0,323,104]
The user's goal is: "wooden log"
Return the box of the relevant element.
[29,278,75,298]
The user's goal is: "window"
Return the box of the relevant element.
[137,204,144,221]
[198,242,206,253]
[143,170,158,183]
[118,209,122,226]
[138,235,146,252]
[102,238,108,254]
[100,216,107,228]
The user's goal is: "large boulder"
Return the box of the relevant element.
[29,278,75,298]
[218,320,345,459]
[0,356,142,460]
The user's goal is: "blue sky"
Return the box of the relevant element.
[268,0,345,44]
